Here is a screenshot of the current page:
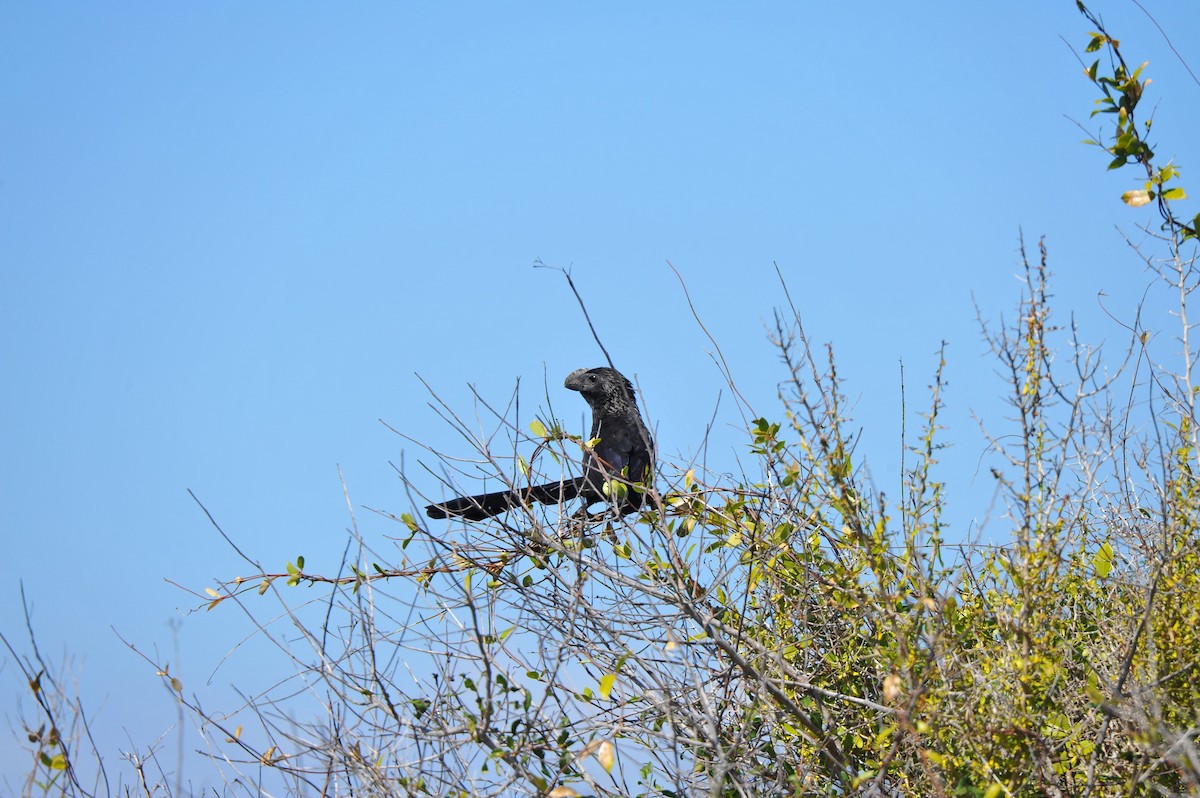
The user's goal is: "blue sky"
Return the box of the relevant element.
[2,1,1198,787]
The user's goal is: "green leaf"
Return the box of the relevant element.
[1162,187,1187,201]
[1086,670,1104,704]
[529,419,547,438]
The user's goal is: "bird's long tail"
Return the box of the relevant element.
[425,476,587,521]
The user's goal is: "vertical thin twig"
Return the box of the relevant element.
[533,260,615,369]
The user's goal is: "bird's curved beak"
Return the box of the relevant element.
[564,369,588,391]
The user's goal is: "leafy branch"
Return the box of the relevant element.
[1076,1,1198,241]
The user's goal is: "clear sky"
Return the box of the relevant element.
[2,1,1198,788]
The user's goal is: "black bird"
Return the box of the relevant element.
[425,367,653,520]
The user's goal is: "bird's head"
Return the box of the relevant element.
[564,367,636,408]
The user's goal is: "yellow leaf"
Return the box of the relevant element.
[598,673,616,699]
[1093,541,1115,578]
[548,788,579,798]
[597,740,615,773]
[204,587,220,598]
[529,419,548,437]
[1122,189,1152,207]
[883,674,902,705]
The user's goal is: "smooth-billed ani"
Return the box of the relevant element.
[425,366,653,520]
